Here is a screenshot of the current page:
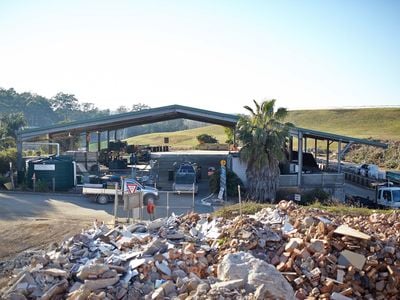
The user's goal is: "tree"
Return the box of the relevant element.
[236,99,291,202]
[224,127,234,144]
[80,102,95,112]
[197,134,218,144]
[131,103,150,112]
[51,92,79,120]
[0,112,26,150]
[1,113,27,139]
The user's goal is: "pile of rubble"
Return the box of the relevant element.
[1,200,400,299]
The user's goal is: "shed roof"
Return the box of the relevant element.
[19,104,240,141]
[18,104,388,149]
[289,127,387,148]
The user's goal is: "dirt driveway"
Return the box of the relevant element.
[0,183,213,261]
[0,192,114,260]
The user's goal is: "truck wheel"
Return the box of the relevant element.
[96,194,110,204]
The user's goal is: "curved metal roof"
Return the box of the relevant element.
[289,127,387,148]
[19,104,240,141]
[18,104,388,150]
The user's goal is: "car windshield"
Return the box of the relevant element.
[393,190,400,202]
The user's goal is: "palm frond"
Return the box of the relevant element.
[243,105,255,116]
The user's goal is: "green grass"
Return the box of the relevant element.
[213,201,392,219]
[213,202,273,218]
[307,201,393,216]
[286,108,400,141]
[124,125,228,149]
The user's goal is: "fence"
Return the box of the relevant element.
[113,188,196,224]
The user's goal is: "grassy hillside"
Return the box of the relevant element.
[123,108,400,150]
[124,125,227,149]
[286,108,400,141]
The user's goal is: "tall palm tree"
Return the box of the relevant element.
[236,99,291,202]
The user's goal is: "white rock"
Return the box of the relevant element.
[217,252,294,299]
[211,279,244,290]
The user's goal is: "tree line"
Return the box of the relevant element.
[0,87,208,138]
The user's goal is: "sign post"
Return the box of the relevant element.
[32,173,36,192]
[9,162,14,190]
[238,185,242,216]
[113,182,118,225]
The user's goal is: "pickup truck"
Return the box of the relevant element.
[82,179,158,204]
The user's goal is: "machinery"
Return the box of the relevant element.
[172,162,199,193]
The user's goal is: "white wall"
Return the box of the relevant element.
[230,155,247,186]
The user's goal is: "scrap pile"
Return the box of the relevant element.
[1,200,400,300]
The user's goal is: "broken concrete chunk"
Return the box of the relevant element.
[166,232,185,240]
[6,293,27,300]
[338,250,366,270]
[41,268,68,277]
[83,275,119,291]
[331,292,353,300]
[155,260,171,276]
[285,238,303,252]
[147,219,165,231]
[336,269,345,283]
[41,279,68,300]
[129,258,146,270]
[217,252,295,299]
[151,286,164,300]
[77,264,109,280]
[308,239,325,253]
[143,238,167,256]
[161,280,176,297]
[211,279,244,290]
[334,225,371,240]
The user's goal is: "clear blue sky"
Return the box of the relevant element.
[0,0,399,113]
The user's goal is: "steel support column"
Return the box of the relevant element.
[326,140,330,169]
[97,131,101,152]
[288,136,293,162]
[314,139,318,158]
[338,140,342,173]
[297,132,303,186]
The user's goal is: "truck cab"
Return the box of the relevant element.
[376,186,400,209]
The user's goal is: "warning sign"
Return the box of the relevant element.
[126,183,138,194]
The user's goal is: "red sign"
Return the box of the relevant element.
[126,183,138,194]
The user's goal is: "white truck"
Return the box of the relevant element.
[82,179,158,204]
[375,184,400,209]
[348,182,400,209]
